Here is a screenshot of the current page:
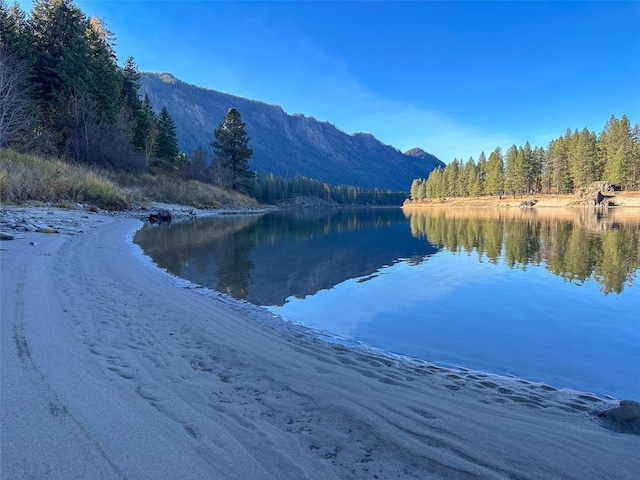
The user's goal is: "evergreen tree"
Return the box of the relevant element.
[211,107,254,192]
[121,56,141,109]
[151,105,179,172]
[541,142,555,194]
[521,141,536,194]
[0,1,32,63]
[85,16,121,123]
[417,180,427,200]
[602,115,634,189]
[551,131,573,193]
[433,166,445,198]
[531,146,545,193]
[425,166,444,199]
[568,128,599,188]
[505,145,525,197]
[121,56,148,152]
[30,0,91,123]
[26,0,125,160]
[139,94,157,164]
[486,147,504,197]
[410,178,423,201]
[443,159,460,197]
[475,151,487,196]
[463,157,477,197]
[631,123,640,190]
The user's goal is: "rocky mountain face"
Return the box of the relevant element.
[140,73,444,191]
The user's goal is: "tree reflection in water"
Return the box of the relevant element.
[134,209,436,305]
[404,207,640,295]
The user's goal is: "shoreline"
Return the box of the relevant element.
[2,205,640,479]
[403,190,640,209]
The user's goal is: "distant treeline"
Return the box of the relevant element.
[253,173,408,206]
[410,115,640,201]
[406,211,640,295]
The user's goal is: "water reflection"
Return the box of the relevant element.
[135,207,640,397]
[404,208,640,295]
[134,209,437,305]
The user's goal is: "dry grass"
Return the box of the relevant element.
[0,149,128,209]
[0,149,259,210]
[107,170,260,209]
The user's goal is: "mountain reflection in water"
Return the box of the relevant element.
[135,208,436,306]
[135,207,640,397]
[136,207,640,304]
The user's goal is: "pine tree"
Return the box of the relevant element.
[410,178,423,201]
[631,123,640,189]
[417,180,427,200]
[531,146,545,193]
[442,159,460,197]
[505,145,524,197]
[121,56,148,152]
[568,128,599,188]
[151,105,179,172]
[30,0,91,122]
[476,151,487,197]
[26,0,125,160]
[86,16,121,123]
[425,166,444,199]
[602,115,634,189]
[486,147,504,197]
[139,95,157,164]
[551,131,573,193]
[463,157,477,197]
[0,1,32,63]
[211,108,254,192]
[521,141,536,194]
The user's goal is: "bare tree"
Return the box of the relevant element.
[0,47,34,147]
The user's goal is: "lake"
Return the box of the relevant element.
[134,207,640,400]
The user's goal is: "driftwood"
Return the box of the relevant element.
[147,209,172,224]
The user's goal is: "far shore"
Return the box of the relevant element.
[403,190,640,209]
[1,204,639,479]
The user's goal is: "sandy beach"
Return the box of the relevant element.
[1,206,639,479]
[404,190,640,209]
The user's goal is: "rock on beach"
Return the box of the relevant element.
[0,207,91,238]
[598,400,640,434]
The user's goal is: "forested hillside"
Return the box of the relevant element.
[410,115,640,201]
[139,73,444,191]
[1,0,442,200]
[0,0,174,173]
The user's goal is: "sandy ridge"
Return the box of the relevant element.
[1,206,640,479]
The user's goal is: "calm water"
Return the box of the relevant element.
[134,208,640,399]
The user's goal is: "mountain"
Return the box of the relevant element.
[139,73,444,191]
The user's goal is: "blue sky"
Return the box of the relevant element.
[17,1,640,163]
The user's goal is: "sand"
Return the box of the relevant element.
[1,206,639,479]
[404,190,640,208]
